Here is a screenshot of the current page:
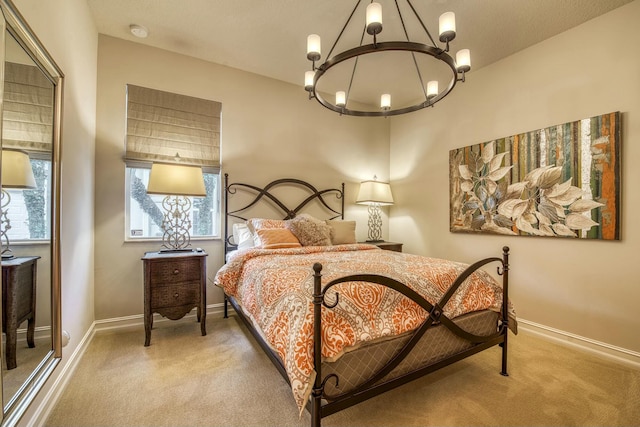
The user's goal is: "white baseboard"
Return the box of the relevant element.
[517,318,640,369]
[31,319,96,427]
[93,302,226,333]
[1,326,52,346]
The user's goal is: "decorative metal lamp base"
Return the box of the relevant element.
[1,189,15,259]
[159,195,194,252]
[365,203,384,242]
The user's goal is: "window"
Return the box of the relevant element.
[124,85,222,242]
[2,61,54,244]
[3,158,51,242]
[125,167,220,239]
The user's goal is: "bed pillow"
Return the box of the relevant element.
[232,223,255,250]
[247,218,288,247]
[325,220,356,245]
[256,228,302,249]
[286,214,332,246]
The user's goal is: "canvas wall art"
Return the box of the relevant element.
[449,111,620,240]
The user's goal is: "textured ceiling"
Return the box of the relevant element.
[86,0,633,109]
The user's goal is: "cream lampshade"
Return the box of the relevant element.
[146,162,206,252]
[356,178,394,242]
[2,149,37,189]
[147,163,206,197]
[1,149,37,259]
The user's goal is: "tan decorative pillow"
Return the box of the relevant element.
[286,214,332,246]
[326,220,356,245]
[247,218,288,247]
[256,228,302,249]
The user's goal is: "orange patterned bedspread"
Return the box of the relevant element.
[214,244,515,413]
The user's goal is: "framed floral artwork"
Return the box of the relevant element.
[449,111,621,240]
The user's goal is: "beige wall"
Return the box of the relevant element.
[11,0,98,425]
[389,1,640,353]
[94,35,390,320]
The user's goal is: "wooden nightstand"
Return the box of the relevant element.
[142,251,207,346]
[360,241,403,252]
[2,256,40,370]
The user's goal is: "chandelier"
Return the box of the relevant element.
[304,0,471,117]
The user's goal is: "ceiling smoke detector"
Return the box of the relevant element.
[129,24,148,38]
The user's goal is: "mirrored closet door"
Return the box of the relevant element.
[0,0,62,425]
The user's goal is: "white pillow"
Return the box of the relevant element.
[225,250,237,263]
[232,223,255,250]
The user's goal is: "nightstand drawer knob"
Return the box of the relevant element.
[174,292,180,298]
[173,269,180,275]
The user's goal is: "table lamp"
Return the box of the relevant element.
[146,162,206,251]
[1,149,37,259]
[356,176,394,242]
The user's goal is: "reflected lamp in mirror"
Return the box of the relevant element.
[146,162,206,252]
[356,177,394,242]
[1,149,36,259]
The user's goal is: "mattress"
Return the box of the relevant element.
[320,309,498,396]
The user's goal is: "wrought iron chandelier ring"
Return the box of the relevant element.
[311,41,459,117]
[305,0,471,117]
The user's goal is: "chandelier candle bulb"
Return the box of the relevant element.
[306,34,321,61]
[438,12,456,43]
[336,91,346,107]
[304,71,315,91]
[456,49,471,72]
[366,2,383,35]
[381,93,391,110]
[427,81,438,99]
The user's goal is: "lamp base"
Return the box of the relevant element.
[1,253,15,260]
[158,248,194,253]
[365,239,385,243]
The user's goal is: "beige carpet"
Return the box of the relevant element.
[45,315,640,427]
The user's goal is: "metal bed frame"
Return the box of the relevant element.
[222,174,510,427]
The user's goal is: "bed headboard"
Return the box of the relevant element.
[224,173,345,255]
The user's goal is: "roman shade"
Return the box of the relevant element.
[1,62,54,156]
[125,84,221,170]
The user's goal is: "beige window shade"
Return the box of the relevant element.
[125,84,221,169]
[2,62,54,156]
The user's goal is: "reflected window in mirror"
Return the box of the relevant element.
[2,158,52,243]
[1,60,54,250]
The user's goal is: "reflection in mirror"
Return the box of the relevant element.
[0,0,62,424]
[1,30,53,409]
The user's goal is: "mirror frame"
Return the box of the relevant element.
[0,0,62,425]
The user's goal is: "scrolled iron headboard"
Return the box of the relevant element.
[224,173,344,255]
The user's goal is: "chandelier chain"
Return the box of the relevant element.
[405,0,439,48]
[326,0,363,65]
[344,18,370,109]
[394,0,429,104]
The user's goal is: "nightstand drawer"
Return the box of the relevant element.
[151,282,200,308]
[148,258,201,285]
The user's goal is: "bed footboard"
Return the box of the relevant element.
[310,246,510,427]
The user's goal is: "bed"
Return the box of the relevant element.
[215,174,516,427]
